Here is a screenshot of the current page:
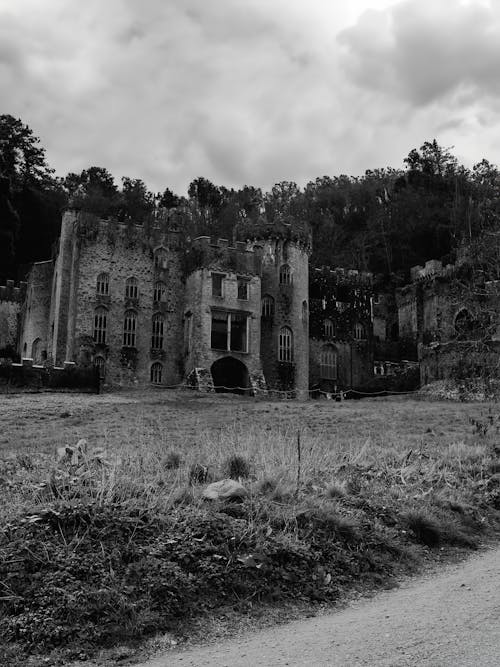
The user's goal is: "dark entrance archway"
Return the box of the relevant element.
[211,356,250,395]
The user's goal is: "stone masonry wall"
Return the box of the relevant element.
[69,218,184,387]
[183,256,263,385]
[0,281,26,358]
[259,239,309,397]
[20,261,53,362]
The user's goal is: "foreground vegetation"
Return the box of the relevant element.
[1,391,499,664]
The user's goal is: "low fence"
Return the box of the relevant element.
[0,359,100,393]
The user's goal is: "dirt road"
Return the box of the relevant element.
[141,546,500,667]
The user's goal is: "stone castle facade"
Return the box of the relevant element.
[1,209,375,396]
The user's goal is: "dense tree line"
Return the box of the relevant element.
[1,115,500,287]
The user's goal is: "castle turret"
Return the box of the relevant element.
[237,214,312,399]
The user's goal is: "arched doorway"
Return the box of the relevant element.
[211,356,250,395]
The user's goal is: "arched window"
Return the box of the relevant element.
[125,277,138,299]
[455,308,474,338]
[94,355,106,380]
[96,272,109,295]
[31,338,42,364]
[354,322,365,340]
[302,300,308,320]
[261,294,275,318]
[154,248,167,269]
[324,318,334,338]
[93,306,108,344]
[278,326,293,362]
[320,345,337,380]
[150,362,163,384]
[151,313,165,349]
[153,281,166,303]
[279,264,291,285]
[123,310,137,347]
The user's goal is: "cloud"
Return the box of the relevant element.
[1,0,500,195]
[338,0,500,107]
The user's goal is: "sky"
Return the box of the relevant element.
[1,0,500,195]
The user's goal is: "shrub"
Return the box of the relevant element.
[405,512,443,547]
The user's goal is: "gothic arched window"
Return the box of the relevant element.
[123,310,137,347]
[151,313,165,349]
[125,277,138,299]
[261,294,275,318]
[96,272,109,295]
[320,344,337,380]
[278,326,293,362]
[93,307,108,344]
[279,264,291,285]
[150,362,163,384]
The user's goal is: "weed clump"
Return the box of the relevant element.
[224,454,251,479]
[162,450,182,470]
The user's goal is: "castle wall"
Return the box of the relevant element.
[65,214,184,386]
[0,281,26,358]
[20,262,53,363]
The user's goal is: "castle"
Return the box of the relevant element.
[0,209,375,396]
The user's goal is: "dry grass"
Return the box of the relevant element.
[0,389,499,522]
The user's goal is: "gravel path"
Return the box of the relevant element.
[140,546,500,667]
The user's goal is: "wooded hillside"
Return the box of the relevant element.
[2,114,499,286]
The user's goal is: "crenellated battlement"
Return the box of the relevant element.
[235,213,312,251]
[0,280,27,304]
[185,236,260,275]
[313,266,373,287]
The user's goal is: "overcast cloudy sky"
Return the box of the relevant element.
[1,0,499,194]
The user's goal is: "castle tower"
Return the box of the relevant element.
[238,214,312,399]
[182,236,266,395]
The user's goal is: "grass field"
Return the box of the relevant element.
[1,389,499,665]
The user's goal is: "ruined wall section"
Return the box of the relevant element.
[308,267,373,392]
[20,262,53,363]
[0,281,27,359]
[183,237,264,391]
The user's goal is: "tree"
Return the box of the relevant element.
[120,177,154,222]
[63,166,120,217]
[0,114,54,189]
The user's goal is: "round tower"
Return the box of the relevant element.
[238,214,311,399]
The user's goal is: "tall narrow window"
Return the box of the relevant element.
[125,277,138,299]
[278,326,293,362]
[320,345,337,380]
[96,272,109,295]
[123,310,137,347]
[324,318,334,338]
[302,300,308,320]
[94,356,106,380]
[237,277,249,300]
[279,264,291,285]
[153,281,166,303]
[184,313,193,354]
[93,307,107,344]
[154,248,167,269]
[151,313,165,349]
[212,272,225,297]
[354,322,365,340]
[31,338,42,364]
[150,362,163,384]
[261,295,275,318]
